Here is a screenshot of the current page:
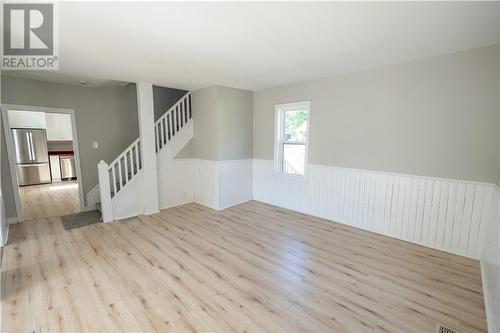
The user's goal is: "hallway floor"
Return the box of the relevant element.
[19,181,80,221]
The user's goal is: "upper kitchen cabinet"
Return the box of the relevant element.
[8,110,47,129]
[45,113,73,141]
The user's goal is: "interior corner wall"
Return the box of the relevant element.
[192,86,219,160]
[216,86,253,161]
[189,86,253,209]
[0,76,140,205]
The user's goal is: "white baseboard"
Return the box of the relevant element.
[194,200,221,211]
[219,198,252,210]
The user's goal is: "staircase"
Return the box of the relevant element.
[96,91,192,221]
[108,139,142,198]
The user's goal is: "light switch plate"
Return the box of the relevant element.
[92,141,99,149]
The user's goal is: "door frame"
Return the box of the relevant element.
[0,104,85,222]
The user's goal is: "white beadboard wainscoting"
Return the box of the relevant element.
[111,171,144,220]
[157,158,196,210]
[156,158,253,211]
[253,159,495,259]
[481,186,500,333]
[193,159,220,209]
[194,159,253,210]
[218,159,253,209]
[98,157,252,220]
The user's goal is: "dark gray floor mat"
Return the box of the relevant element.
[62,210,101,230]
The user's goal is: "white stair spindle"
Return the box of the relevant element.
[173,106,178,134]
[168,113,173,140]
[112,164,117,195]
[118,158,123,187]
[179,100,186,127]
[132,146,137,174]
[157,122,161,149]
[138,141,142,169]
[154,125,158,152]
[124,152,129,182]
[183,98,187,123]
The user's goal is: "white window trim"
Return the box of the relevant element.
[274,101,311,181]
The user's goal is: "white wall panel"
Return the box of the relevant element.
[481,187,500,333]
[194,159,219,209]
[157,157,252,212]
[253,159,494,259]
[157,158,195,210]
[218,159,252,209]
[111,171,144,220]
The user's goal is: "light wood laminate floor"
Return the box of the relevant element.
[19,181,80,221]
[1,201,486,332]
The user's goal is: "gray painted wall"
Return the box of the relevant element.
[192,86,219,160]
[254,45,499,183]
[153,85,188,121]
[1,76,139,213]
[217,87,253,160]
[190,86,253,161]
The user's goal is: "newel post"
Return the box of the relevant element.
[97,160,113,222]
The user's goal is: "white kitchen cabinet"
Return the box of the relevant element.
[8,110,47,129]
[45,113,73,141]
[49,155,61,181]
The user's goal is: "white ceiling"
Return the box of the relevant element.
[4,2,500,91]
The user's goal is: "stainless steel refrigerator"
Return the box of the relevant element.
[12,128,51,186]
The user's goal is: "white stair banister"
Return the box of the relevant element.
[97,160,113,222]
[154,91,192,152]
[96,90,192,220]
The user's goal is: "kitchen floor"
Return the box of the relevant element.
[19,181,80,221]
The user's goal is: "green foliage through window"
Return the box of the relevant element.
[284,110,307,142]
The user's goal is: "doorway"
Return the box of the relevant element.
[1,105,85,222]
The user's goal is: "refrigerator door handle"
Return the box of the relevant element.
[29,132,35,161]
[26,132,33,161]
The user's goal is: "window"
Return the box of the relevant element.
[275,101,310,177]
